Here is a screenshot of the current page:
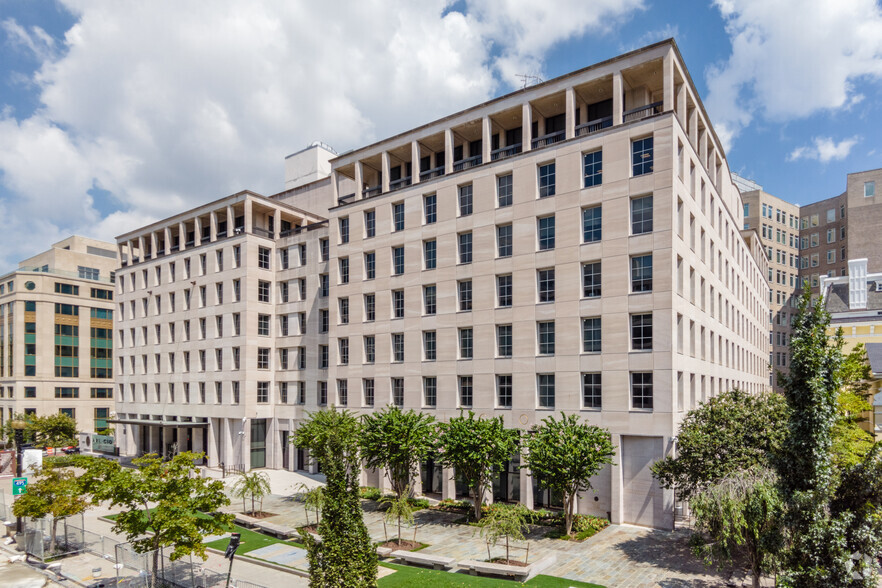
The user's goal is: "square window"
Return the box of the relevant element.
[631,254,653,293]
[459,184,473,216]
[632,137,654,176]
[257,348,270,369]
[339,298,350,324]
[583,150,602,187]
[424,240,437,269]
[582,373,601,409]
[631,313,653,351]
[537,216,555,250]
[631,372,653,409]
[582,317,601,353]
[363,379,375,406]
[631,195,653,235]
[497,174,513,207]
[258,314,270,336]
[538,374,555,408]
[257,280,271,303]
[424,194,437,224]
[497,375,513,408]
[458,232,472,264]
[497,275,513,307]
[257,382,269,403]
[538,162,556,197]
[582,206,601,243]
[582,262,601,297]
[537,269,555,303]
[865,181,875,198]
[538,321,555,355]
[497,224,513,258]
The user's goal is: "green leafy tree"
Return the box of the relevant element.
[522,413,616,536]
[832,343,875,468]
[688,468,784,588]
[231,471,271,515]
[777,285,851,587]
[294,483,325,527]
[651,389,789,502]
[293,408,377,587]
[380,486,416,546]
[436,411,520,522]
[85,452,232,588]
[11,460,89,553]
[478,503,531,563]
[3,412,78,447]
[360,406,436,500]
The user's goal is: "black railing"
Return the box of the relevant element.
[389,177,412,191]
[252,227,274,238]
[623,101,663,123]
[531,130,565,149]
[221,462,245,478]
[419,166,445,181]
[363,185,382,198]
[453,155,482,172]
[338,192,355,205]
[576,116,613,136]
[491,143,522,161]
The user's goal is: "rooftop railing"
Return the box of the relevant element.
[531,130,565,149]
[419,166,445,181]
[491,143,522,161]
[453,154,482,172]
[16,266,115,284]
[389,176,413,191]
[623,101,663,123]
[576,116,613,137]
[363,185,382,198]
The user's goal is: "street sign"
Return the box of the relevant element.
[12,477,27,496]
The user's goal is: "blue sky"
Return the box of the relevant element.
[1,0,881,269]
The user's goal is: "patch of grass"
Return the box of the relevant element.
[204,525,279,554]
[378,563,604,587]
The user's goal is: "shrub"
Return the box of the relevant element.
[408,497,430,510]
[572,514,609,536]
[359,486,382,501]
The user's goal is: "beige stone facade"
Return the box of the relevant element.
[0,236,119,434]
[113,40,770,529]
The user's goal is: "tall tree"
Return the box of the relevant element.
[293,408,377,587]
[652,389,789,502]
[360,406,436,499]
[11,459,89,553]
[2,412,78,447]
[436,411,520,522]
[522,413,615,536]
[86,452,232,588]
[777,285,851,587]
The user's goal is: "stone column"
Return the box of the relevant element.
[354,161,364,200]
[410,141,421,184]
[207,419,218,467]
[441,466,457,500]
[522,102,533,152]
[273,209,281,238]
[699,130,708,169]
[565,87,576,140]
[226,205,234,236]
[676,82,687,128]
[444,129,454,174]
[209,210,218,242]
[688,107,698,149]
[178,222,186,251]
[149,232,157,259]
[482,116,491,163]
[330,169,340,201]
[162,227,171,255]
[137,236,145,262]
[663,49,674,113]
[613,70,624,126]
[610,434,623,524]
[194,216,202,247]
[381,151,390,193]
[520,460,534,510]
[243,199,253,236]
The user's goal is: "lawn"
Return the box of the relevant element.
[378,563,605,588]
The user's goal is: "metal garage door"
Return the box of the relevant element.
[621,436,665,527]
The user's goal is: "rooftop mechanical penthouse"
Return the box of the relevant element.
[112,39,770,529]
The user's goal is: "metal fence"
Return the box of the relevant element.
[114,542,246,588]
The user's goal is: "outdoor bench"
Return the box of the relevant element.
[458,559,531,580]
[391,550,455,570]
[233,513,261,528]
[254,521,299,539]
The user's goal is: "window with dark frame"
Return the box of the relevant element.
[538,374,555,408]
[538,162,556,197]
[631,372,653,409]
[582,373,601,409]
[497,375,513,408]
[582,317,601,353]
[583,150,602,187]
[632,137,654,176]
[583,206,602,243]
[497,174,513,207]
[631,313,653,351]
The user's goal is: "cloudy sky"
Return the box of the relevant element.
[1,0,882,269]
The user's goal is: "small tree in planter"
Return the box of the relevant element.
[478,504,532,564]
[230,471,271,515]
[380,486,416,548]
[295,483,325,527]
[360,406,436,500]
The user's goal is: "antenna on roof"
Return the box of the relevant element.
[516,74,543,89]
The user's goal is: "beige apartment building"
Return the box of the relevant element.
[0,236,119,434]
[113,39,770,529]
[739,180,800,390]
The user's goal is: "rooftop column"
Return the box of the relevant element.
[354,161,364,200]
[209,211,218,242]
[226,205,234,236]
[522,103,532,152]
[149,232,157,258]
[613,71,623,126]
[444,129,454,175]
[410,141,421,185]
[194,217,202,247]
[381,151,390,193]
[273,209,281,238]
[482,116,491,163]
[244,199,253,235]
[688,108,698,149]
[676,83,686,129]
[137,236,145,261]
[565,87,576,140]
[663,49,674,113]
[163,227,171,255]
[331,169,340,199]
[178,222,186,250]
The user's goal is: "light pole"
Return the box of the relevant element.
[10,419,28,535]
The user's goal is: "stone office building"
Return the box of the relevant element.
[112,39,770,529]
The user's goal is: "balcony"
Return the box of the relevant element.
[389,177,412,192]
[531,130,565,150]
[252,227,274,238]
[419,166,445,181]
[576,116,613,137]
[363,185,382,198]
[453,155,482,172]
[338,193,355,205]
[623,101,663,123]
[491,144,522,162]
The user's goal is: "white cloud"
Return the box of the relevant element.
[705,0,882,150]
[0,0,643,269]
[787,136,859,163]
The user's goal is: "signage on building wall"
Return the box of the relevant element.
[92,435,115,453]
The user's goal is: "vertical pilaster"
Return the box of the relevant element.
[410,141,421,184]
[273,209,281,238]
[209,211,218,242]
[688,108,698,149]
[610,434,623,524]
[137,236,145,262]
[565,87,576,140]
[226,206,234,236]
[663,49,674,113]
[354,161,364,200]
[522,103,533,152]
[163,227,171,255]
[381,151,390,193]
[676,83,687,128]
[441,466,456,500]
[331,169,341,201]
[149,232,157,259]
[482,116,491,163]
[178,222,186,251]
[244,200,253,236]
[520,462,534,510]
[613,71,624,126]
[444,129,454,175]
[194,217,202,247]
